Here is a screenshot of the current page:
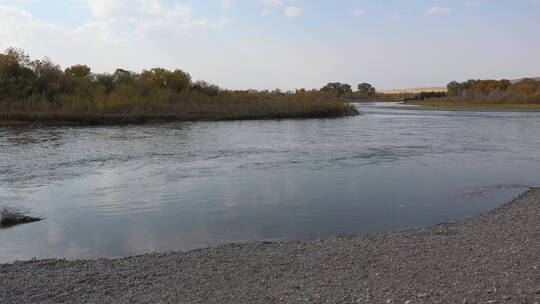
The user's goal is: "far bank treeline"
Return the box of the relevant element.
[0,48,369,124]
[446,79,540,104]
[409,78,540,107]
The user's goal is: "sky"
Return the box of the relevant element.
[0,0,539,90]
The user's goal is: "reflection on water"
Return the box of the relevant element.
[1,102,540,262]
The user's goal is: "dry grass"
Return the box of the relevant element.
[0,92,358,125]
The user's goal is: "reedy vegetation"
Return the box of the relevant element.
[0,48,356,124]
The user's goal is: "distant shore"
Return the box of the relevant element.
[388,103,540,112]
[2,189,539,303]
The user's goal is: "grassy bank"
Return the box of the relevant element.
[0,92,357,125]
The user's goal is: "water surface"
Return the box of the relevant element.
[1,102,539,262]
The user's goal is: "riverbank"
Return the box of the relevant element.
[403,100,540,112]
[0,106,359,126]
[388,103,540,112]
[2,189,539,303]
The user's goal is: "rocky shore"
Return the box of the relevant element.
[1,189,540,303]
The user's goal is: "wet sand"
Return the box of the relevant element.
[1,189,540,303]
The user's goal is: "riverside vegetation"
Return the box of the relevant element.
[0,48,359,124]
[406,78,540,108]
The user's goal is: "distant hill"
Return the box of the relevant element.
[379,86,447,94]
[510,77,540,84]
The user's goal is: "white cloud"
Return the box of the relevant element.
[284,6,302,17]
[0,5,33,19]
[259,0,284,8]
[75,0,231,36]
[352,9,365,17]
[0,4,121,51]
[86,0,126,19]
[0,0,232,64]
[425,6,451,15]
[221,0,236,9]
[464,1,481,7]
[258,0,284,16]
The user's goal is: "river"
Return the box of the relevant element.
[1,102,539,262]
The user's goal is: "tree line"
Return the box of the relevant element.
[446,78,540,104]
[403,91,447,101]
[0,47,358,123]
[0,47,378,103]
[0,47,221,103]
[320,82,377,98]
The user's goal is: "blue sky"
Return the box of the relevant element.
[0,0,539,90]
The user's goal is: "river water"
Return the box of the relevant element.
[1,102,539,262]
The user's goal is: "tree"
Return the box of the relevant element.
[65,65,91,78]
[447,81,460,97]
[320,82,352,97]
[0,48,35,100]
[139,68,191,92]
[95,73,115,93]
[357,83,376,97]
[1,47,31,76]
[113,69,134,86]
[30,58,63,100]
[191,80,220,96]
[168,69,191,92]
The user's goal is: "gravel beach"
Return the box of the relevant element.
[2,188,540,303]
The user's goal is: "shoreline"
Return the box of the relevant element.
[0,108,359,127]
[1,188,540,303]
[388,103,540,112]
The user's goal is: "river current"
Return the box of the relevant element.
[1,102,539,262]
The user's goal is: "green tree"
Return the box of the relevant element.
[65,65,91,78]
[31,58,63,100]
[95,73,115,93]
[0,48,35,101]
[168,69,191,92]
[320,82,352,97]
[191,80,220,96]
[113,69,134,86]
[447,81,460,97]
[357,83,376,97]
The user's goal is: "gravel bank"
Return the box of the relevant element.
[2,189,540,303]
